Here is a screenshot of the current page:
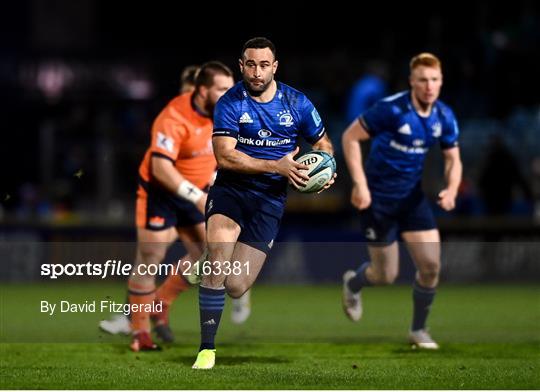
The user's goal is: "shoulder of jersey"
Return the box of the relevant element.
[379,90,410,116]
[221,82,246,102]
[278,82,307,106]
[164,93,201,125]
[165,94,185,109]
[168,93,194,113]
[434,99,454,119]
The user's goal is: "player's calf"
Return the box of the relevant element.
[151,302,174,343]
[128,279,160,351]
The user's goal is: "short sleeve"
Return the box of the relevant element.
[149,112,186,162]
[440,108,460,149]
[299,96,325,144]
[213,96,239,138]
[359,100,395,137]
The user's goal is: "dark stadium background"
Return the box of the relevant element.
[1,0,539,283]
[0,3,539,389]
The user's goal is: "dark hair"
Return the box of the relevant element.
[241,37,276,60]
[195,61,233,89]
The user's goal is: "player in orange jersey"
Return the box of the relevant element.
[130,61,234,351]
[100,65,201,338]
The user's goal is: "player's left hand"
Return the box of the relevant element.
[437,188,457,211]
[317,173,337,194]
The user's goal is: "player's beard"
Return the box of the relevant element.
[244,76,273,97]
[204,100,216,116]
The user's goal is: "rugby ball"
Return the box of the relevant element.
[294,150,336,193]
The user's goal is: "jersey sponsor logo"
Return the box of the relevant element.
[239,112,253,124]
[277,110,294,127]
[311,108,322,127]
[238,136,256,145]
[207,199,213,213]
[390,139,428,154]
[149,216,165,228]
[238,135,292,147]
[432,122,442,137]
[398,123,412,135]
[258,129,272,138]
[156,132,174,153]
[264,138,292,147]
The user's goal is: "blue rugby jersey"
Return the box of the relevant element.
[359,91,459,199]
[212,81,325,206]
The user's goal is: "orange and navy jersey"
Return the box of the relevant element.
[138,92,216,190]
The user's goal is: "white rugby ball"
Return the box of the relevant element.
[294,150,336,193]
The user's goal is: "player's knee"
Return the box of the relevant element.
[138,245,166,266]
[206,242,219,258]
[206,242,230,262]
[226,281,250,299]
[381,270,398,285]
[418,260,440,282]
[371,269,398,285]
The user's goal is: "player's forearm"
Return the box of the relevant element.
[152,160,184,193]
[151,157,204,204]
[312,134,334,156]
[342,132,368,187]
[444,156,462,194]
[216,149,277,175]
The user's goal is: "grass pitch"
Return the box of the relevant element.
[1,282,539,389]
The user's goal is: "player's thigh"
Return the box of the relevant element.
[359,197,400,246]
[136,227,175,265]
[206,213,242,261]
[401,229,441,270]
[205,184,244,260]
[225,242,267,298]
[136,181,182,259]
[367,241,400,277]
[398,190,439,269]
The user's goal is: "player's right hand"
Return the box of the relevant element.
[351,183,371,210]
[196,193,208,214]
[275,147,310,189]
